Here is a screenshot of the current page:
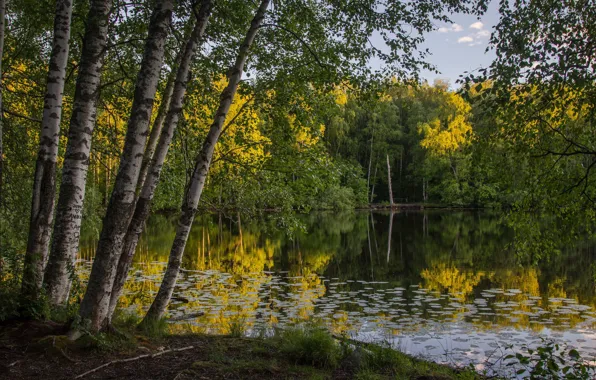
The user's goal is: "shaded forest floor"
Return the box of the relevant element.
[0,320,483,380]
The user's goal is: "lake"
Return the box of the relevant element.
[78,211,596,377]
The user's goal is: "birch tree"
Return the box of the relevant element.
[43,0,111,306]
[142,0,270,324]
[77,0,174,331]
[136,61,177,193]
[21,0,73,302]
[107,0,214,322]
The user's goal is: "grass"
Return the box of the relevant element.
[268,325,482,379]
[276,325,342,367]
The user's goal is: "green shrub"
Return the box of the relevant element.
[506,338,595,379]
[319,185,356,210]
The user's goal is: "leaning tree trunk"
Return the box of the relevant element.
[0,0,5,207]
[142,0,270,324]
[43,0,111,307]
[107,0,213,321]
[78,0,174,332]
[21,0,74,302]
[136,55,177,193]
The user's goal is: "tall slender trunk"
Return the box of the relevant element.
[136,51,179,193]
[386,154,393,207]
[367,134,373,204]
[78,0,173,332]
[107,1,213,320]
[44,0,111,307]
[142,0,270,324]
[370,163,377,204]
[0,0,5,207]
[21,0,73,301]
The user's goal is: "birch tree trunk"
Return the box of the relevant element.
[136,55,177,193]
[43,0,111,307]
[21,0,73,301]
[386,154,394,207]
[0,0,5,207]
[142,0,270,324]
[107,0,213,321]
[78,0,174,332]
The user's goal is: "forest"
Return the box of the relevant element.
[1,0,596,377]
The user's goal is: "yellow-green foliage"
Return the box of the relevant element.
[419,90,473,156]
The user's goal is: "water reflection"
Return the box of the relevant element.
[78,211,596,377]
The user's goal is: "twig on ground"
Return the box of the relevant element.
[7,360,22,367]
[74,346,195,379]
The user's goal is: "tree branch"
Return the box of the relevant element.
[2,108,41,123]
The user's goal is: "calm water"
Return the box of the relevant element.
[78,211,596,376]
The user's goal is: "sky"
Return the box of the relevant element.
[372,1,501,89]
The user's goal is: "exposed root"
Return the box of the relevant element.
[73,345,195,379]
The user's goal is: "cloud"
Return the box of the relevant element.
[437,24,463,33]
[458,36,474,43]
[476,30,490,38]
[470,21,484,30]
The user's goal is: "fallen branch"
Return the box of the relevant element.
[74,345,195,379]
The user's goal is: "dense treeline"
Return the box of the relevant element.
[0,0,595,336]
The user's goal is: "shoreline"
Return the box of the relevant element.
[1,319,485,380]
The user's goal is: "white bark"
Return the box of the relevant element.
[142,0,271,323]
[22,0,73,301]
[136,58,177,193]
[43,0,111,307]
[367,134,373,204]
[78,0,174,331]
[387,154,394,206]
[107,0,213,321]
